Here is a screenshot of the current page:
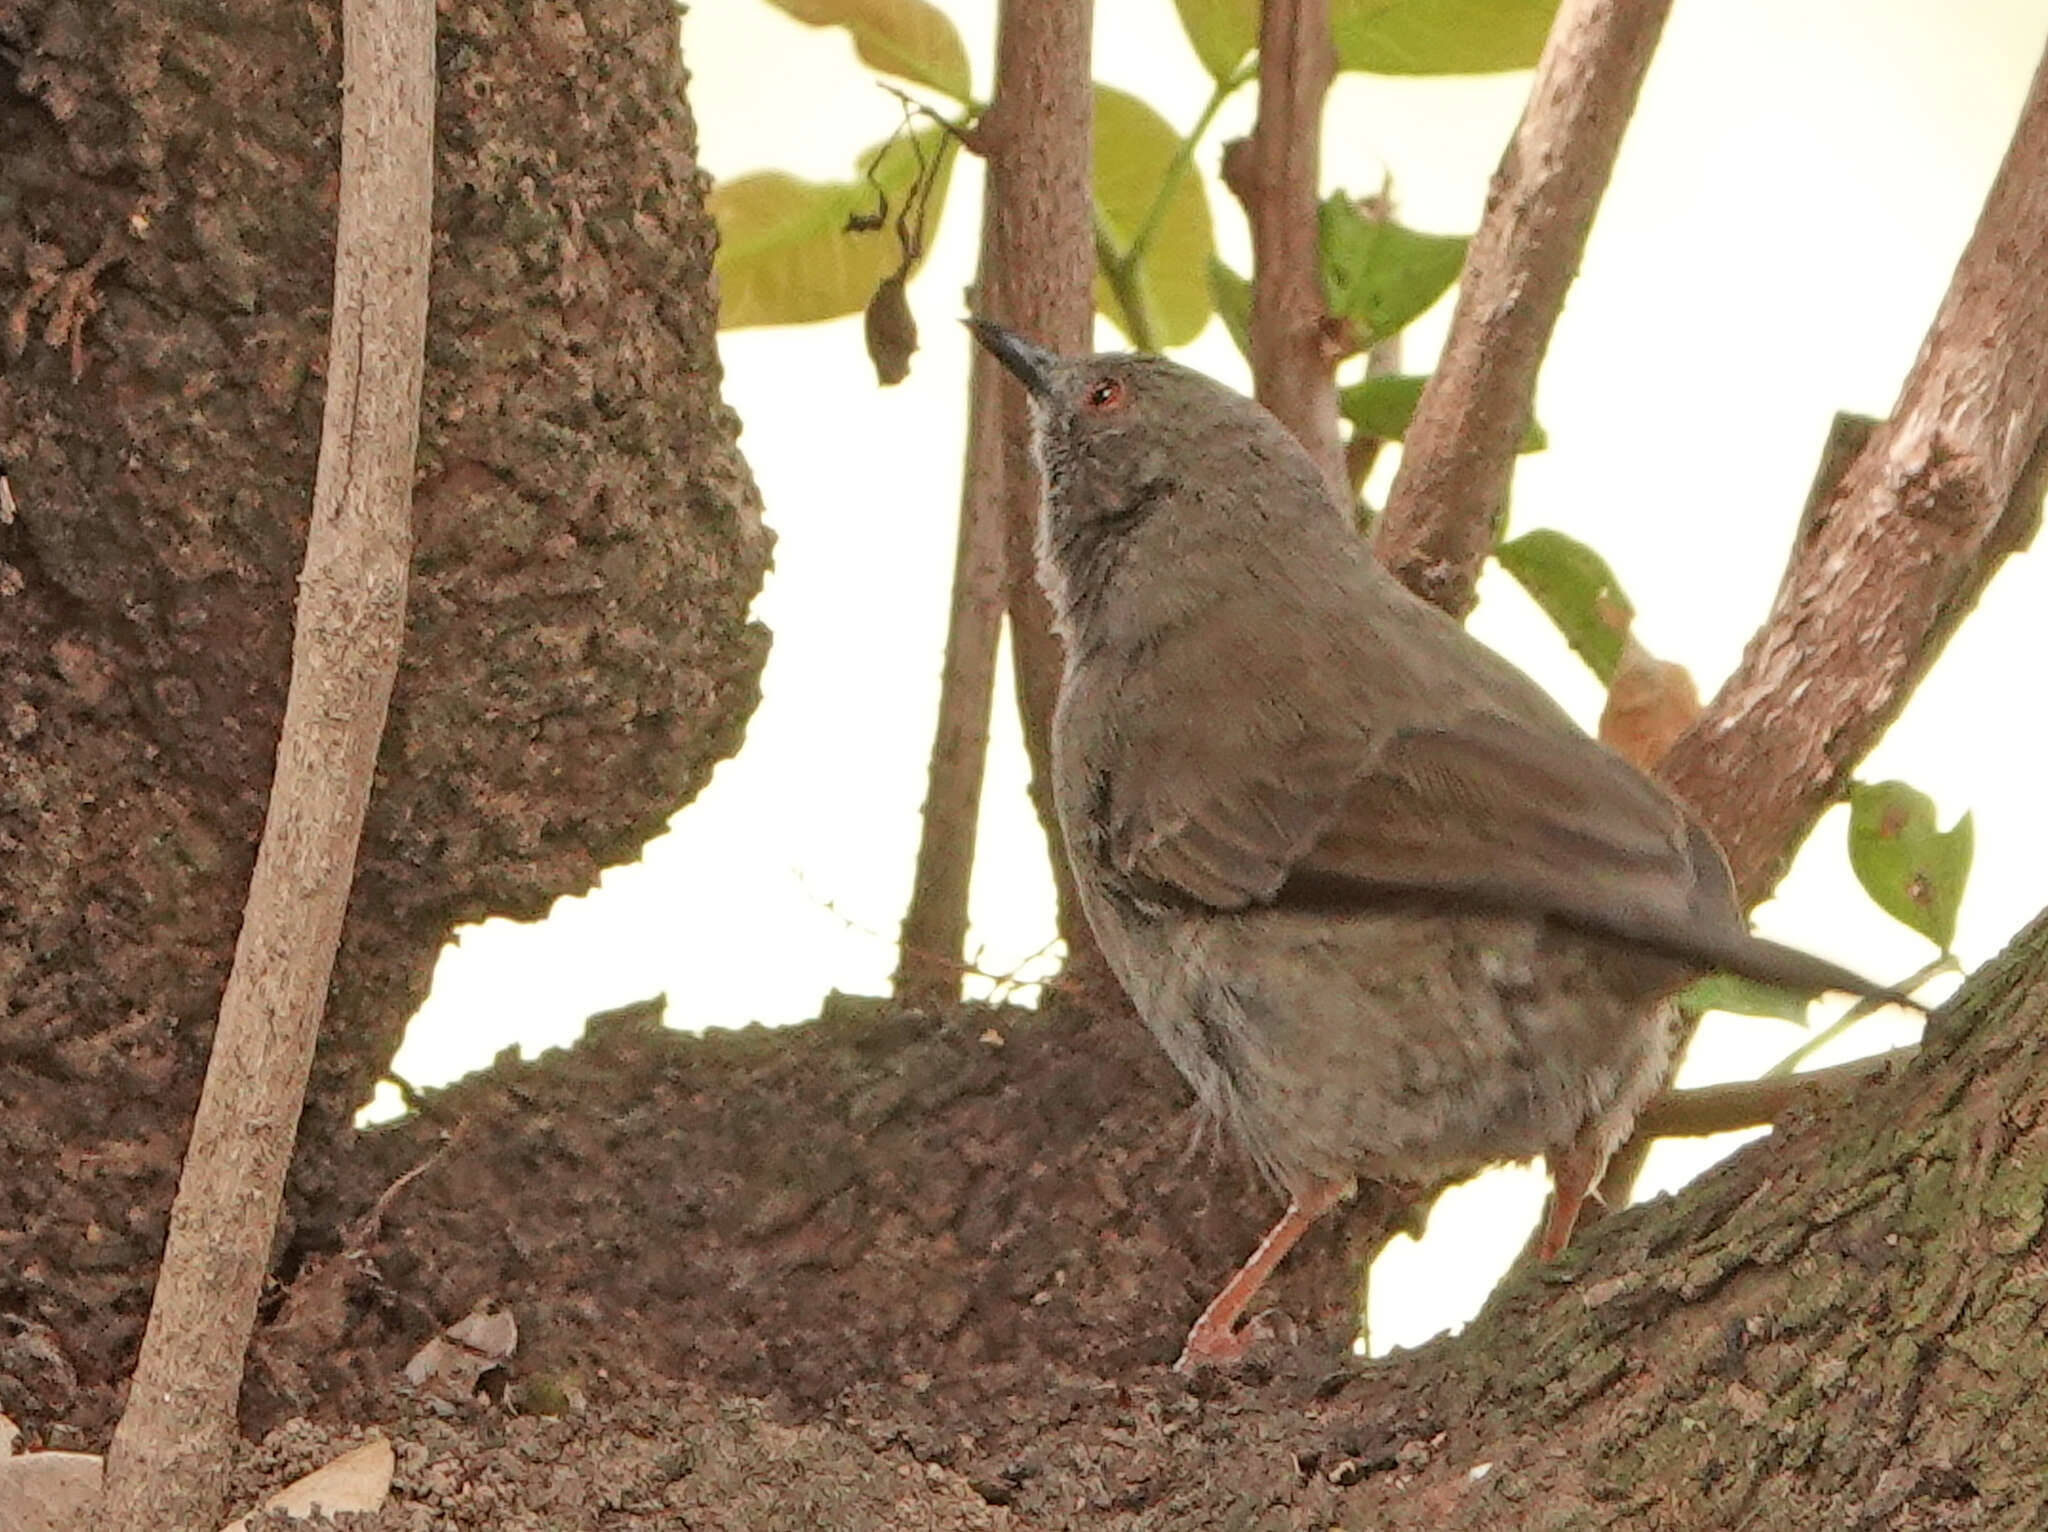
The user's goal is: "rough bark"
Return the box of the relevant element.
[27,907,2041,1530]
[93,0,435,1522]
[1373,0,1673,617]
[0,0,768,1424]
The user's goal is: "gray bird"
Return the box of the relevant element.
[967,320,1903,1371]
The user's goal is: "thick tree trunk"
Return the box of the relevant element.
[0,0,767,1425]
[107,904,2048,1528]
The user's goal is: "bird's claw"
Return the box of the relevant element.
[1173,1310,1274,1373]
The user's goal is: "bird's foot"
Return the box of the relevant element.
[1174,1309,1274,1373]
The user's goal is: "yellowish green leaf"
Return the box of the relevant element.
[1208,257,1251,360]
[1318,195,1467,342]
[764,0,974,101]
[1173,0,1257,82]
[1093,85,1216,348]
[1334,0,1560,76]
[1494,528,1634,684]
[710,128,954,330]
[1339,373,1545,450]
[1678,975,1813,1026]
[1847,782,1973,952]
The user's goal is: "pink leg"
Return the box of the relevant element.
[1176,1178,1348,1372]
[1536,1135,1609,1261]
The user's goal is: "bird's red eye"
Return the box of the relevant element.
[1084,377,1125,412]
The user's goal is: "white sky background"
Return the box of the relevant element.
[386,0,2048,1352]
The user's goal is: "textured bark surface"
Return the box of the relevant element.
[0,0,768,1424]
[17,907,2038,1530]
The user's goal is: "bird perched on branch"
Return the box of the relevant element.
[967,319,1902,1372]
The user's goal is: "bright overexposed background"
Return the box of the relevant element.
[377,0,2048,1353]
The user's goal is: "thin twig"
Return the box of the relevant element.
[895,0,1103,1003]
[895,255,1009,1007]
[1635,1048,1914,1140]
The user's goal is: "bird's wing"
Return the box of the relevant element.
[1112,703,1894,998]
[1282,709,1736,946]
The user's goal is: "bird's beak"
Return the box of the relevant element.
[965,318,1059,399]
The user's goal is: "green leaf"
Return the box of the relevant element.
[1338,373,1546,450]
[1494,528,1634,684]
[1208,257,1252,360]
[1847,782,1973,952]
[1676,974,1813,1026]
[709,127,955,330]
[1333,0,1561,76]
[1094,85,1216,348]
[1173,0,1258,82]
[1318,195,1468,342]
[764,0,973,102]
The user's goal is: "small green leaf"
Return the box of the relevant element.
[764,0,974,102]
[1494,528,1634,684]
[1677,974,1813,1026]
[1208,257,1251,360]
[1847,782,1973,952]
[1172,0,1258,82]
[1094,85,1216,348]
[709,127,956,330]
[1318,195,1468,342]
[1338,374,1546,451]
[1333,0,1561,76]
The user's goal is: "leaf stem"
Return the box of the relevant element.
[1094,209,1156,351]
[1764,952,1958,1079]
[1124,66,1248,272]
[1095,64,1250,353]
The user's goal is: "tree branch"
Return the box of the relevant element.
[1372,0,1674,616]
[1232,0,1342,494]
[1633,1048,1911,1141]
[92,0,434,1523]
[981,0,1104,985]
[894,258,1008,1007]
[1661,39,2048,903]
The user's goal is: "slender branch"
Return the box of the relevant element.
[894,258,1009,1006]
[1765,954,1957,1079]
[94,0,434,1523]
[1634,1048,1913,1141]
[983,0,1105,985]
[1371,0,1674,616]
[1662,39,2048,904]
[1234,0,1342,494]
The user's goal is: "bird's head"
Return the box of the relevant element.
[966,319,1338,638]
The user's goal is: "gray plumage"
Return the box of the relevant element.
[967,321,1895,1365]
